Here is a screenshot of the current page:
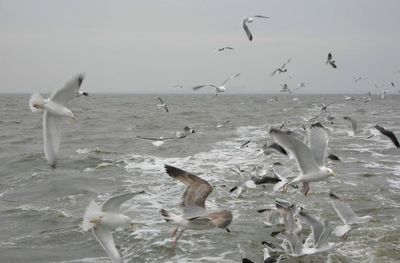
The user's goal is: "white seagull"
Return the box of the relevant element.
[192,73,240,96]
[242,15,270,41]
[269,126,335,195]
[329,192,373,240]
[326,53,337,68]
[82,191,145,263]
[29,74,88,170]
[218,46,234,52]
[280,84,292,93]
[271,59,291,76]
[156,97,169,113]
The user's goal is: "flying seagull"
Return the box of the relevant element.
[136,135,182,147]
[374,125,400,148]
[343,116,358,135]
[82,191,145,263]
[353,76,362,83]
[271,59,291,76]
[218,47,234,52]
[175,126,195,138]
[29,74,88,170]
[242,15,270,41]
[160,165,232,246]
[156,97,169,113]
[329,192,372,240]
[280,84,292,93]
[192,73,240,96]
[326,53,337,68]
[270,126,335,195]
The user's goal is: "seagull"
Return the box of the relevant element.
[192,73,240,96]
[374,125,400,148]
[173,84,184,89]
[343,116,358,135]
[298,210,333,253]
[156,97,169,113]
[136,136,178,147]
[280,84,292,93]
[391,81,395,87]
[82,191,145,263]
[269,126,335,196]
[242,15,270,41]
[353,76,362,83]
[228,166,256,197]
[275,198,302,234]
[29,74,88,170]
[325,53,337,68]
[218,47,234,52]
[294,82,306,91]
[160,165,233,246]
[271,59,291,76]
[216,119,230,128]
[329,192,373,240]
[175,126,195,138]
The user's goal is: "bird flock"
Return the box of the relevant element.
[26,13,400,263]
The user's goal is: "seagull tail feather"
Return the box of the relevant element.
[82,201,102,231]
[29,93,45,113]
[160,209,182,224]
[334,225,351,240]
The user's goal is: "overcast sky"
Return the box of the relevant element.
[1,0,400,94]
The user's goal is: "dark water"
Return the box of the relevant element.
[1,94,399,263]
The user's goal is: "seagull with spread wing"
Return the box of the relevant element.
[326,53,337,68]
[160,165,232,246]
[329,192,372,240]
[192,73,240,96]
[242,15,270,41]
[29,74,88,170]
[269,126,335,195]
[82,192,145,263]
[156,97,169,113]
[271,59,291,76]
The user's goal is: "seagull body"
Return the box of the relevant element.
[280,84,292,93]
[29,74,88,170]
[329,193,372,240]
[136,135,180,147]
[175,126,195,138]
[82,192,144,263]
[192,73,240,96]
[325,53,337,68]
[156,97,169,112]
[218,47,234,51]
[353,76,362,83]
[242,15,270,41]
[160,165,232,246]
[271,59,291,76]
[269,126,334,195]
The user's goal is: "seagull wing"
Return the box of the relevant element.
[327,53,332,61]
[101,191,144,213]
[375,125,400,148]
[164,165,212,209]
[299,211,325,247]
[270,128,320,175]
[329,193,360,224]
[157,97,164,104]
[270,69,279,77]
[254,15,270,18]
[137,136,175,141]
[43,111,61,170]
[164,105,169,113]
[242,18,253,41]
[329,61,337,68]
[50,74,85,105]
[344,116,357,134]
[192,85,216,91]
[92,224,122,263]
[309,126,329,168]
[221,73,240,86]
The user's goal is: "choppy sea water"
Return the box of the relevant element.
[1,94,399,263]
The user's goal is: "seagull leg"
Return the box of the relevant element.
[301,182,310,196]
[172,229,185,247]
[170,225,179,238]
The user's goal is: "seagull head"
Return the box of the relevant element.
[326,168,335,177]
[218,86,226,92]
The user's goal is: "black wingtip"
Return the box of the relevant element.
[77,74,84,86]
[229,186,238,193]
[329,192,340,199]
[50,164,56,171]
[257,208,270,213]
[226,228,231,233]
[164,164,186,178]
[311,122,324,129]
[82,92,89,96]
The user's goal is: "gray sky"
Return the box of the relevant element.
[1,0,400,94]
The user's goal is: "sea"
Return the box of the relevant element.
[1,94,399,263]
